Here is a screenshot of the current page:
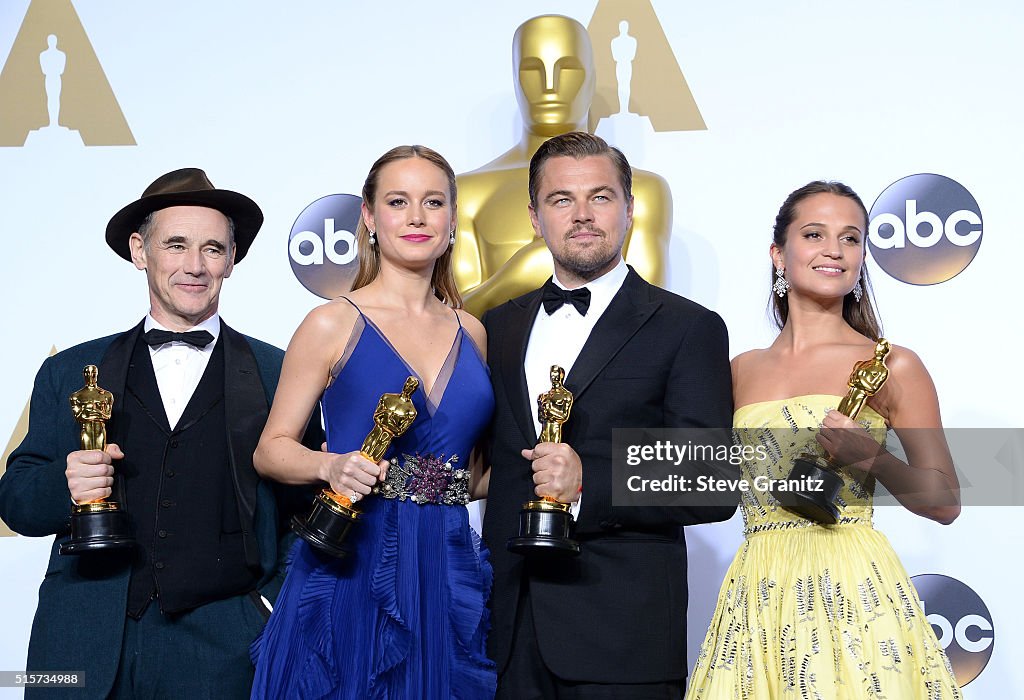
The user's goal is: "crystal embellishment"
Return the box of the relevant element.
[374,453,470,505]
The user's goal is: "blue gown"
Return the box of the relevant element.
[251,305,496,699]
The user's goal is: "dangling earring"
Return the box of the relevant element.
[852,280,863,303]
[449,230,456,246]
[773,267,790,297]
[368,230,377,246]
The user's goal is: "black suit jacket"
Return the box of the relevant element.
[482,268,735,684]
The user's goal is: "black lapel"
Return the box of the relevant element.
[564,269,661,400]
[125,334,172,435]
[502,287,545,447]
[97,320,146,447]
[96,320,145,505]
[221,320,267,568]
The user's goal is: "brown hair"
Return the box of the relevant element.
[138,210,236,255]
[351,145,462,307]
[528,131,632,207]
[770,181,882,340]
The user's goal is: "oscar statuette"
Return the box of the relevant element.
[59,365,134,555]
[293,376,419,558]
[772,339,892,524]
[508,365,581,556]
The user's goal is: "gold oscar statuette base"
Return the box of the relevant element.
[291,487,362,559]
[770,454,845,525]
[507,496,580,557]
[60,501,134,555]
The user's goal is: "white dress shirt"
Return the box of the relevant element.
[523,257,629,509]
[144,314,221,429]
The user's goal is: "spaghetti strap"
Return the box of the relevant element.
[338,296,366,319]
[453,307,463,329]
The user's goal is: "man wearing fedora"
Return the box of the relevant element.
[0,168,318,698]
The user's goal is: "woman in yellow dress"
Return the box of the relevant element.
[685,181,963,699]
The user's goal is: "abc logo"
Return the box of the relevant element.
[867,174,982,285]
[912,574,993,686]
[288,194,363,299]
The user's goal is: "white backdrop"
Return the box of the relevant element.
[0,1,1021,696]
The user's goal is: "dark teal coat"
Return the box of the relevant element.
[0,320,313,699]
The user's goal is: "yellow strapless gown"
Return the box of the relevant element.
[685,395,962,700]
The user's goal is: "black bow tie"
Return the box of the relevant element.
[142,328,215,349]
[542,280,591,316]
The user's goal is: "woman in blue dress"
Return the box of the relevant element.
[250,145,496,699]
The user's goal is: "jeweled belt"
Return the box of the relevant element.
[374,453,470,505]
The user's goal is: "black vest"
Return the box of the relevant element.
[121,335,256,617]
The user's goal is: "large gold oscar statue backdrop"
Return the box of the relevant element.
[452,15,671,317]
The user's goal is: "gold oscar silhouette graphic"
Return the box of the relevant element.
[508,365,581,556]
[60,365,134,555]
[772,339,892,524]
[293,377,419,558]
[586,0,707,133]
[0,0,135,147]
[452,14,671,317]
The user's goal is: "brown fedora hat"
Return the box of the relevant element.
[105,167,264,263]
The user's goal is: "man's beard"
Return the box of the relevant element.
[552,224,623,282]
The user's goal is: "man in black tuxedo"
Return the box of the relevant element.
[482,132,735,699]
[0,168,317,699]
